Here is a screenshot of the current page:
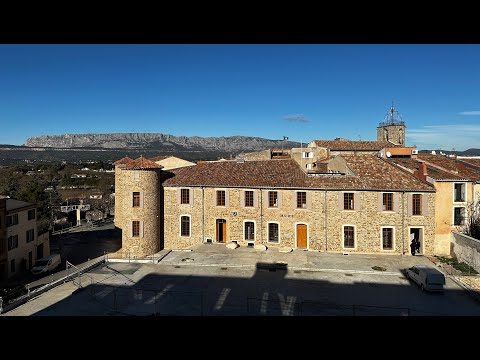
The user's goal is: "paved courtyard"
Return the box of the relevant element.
[3,244,480,316]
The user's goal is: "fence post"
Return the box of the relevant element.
[0,296,3,314]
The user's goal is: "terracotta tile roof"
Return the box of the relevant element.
[164,156,433,191]
[456,158,480,173]
[122,157,164,170]
[388,158,467,181]
[112,156,134,165]
[312,139,398,151]
[149,155,171,162]
[418,154,480,182]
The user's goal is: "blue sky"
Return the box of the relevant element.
[0,44,479,151]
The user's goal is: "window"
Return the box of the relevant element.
[10,259,15,273]
[245,191,254,207]
[344,193,354,210]
[132,192,141,207]
[383,193,393,211]
[28,209,36,220]
[302,152,312,158]
[132,221,140,237]
[217,190,226,206]
[412,194,422,215]
[297,192,307,208]
[343,226,355,248]
[181,189,190,204]
[269,191,278,208]
[454,207,465,226]
[454,183,466,202]
[26,229,35,243]
[268,223,279,243]
[181,216,190,237]
[306,163,312,170]
[245,221,255,241]
[8,235,18,251]
[382,228,394,250]
[7,213,18,227]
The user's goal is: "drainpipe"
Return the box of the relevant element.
[324,190,328,252]
[402,191,405,255]
[202,186,205,243]
[260,189,263,243]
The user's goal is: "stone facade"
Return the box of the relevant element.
[377,124,406,145]
[290,147,329,172]
[238,149,272,161]
[116,168,162,258]
[163,186,435,255]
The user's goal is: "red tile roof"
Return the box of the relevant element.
[312,139,398,151]
[418,154,480,182]
[113,156,134,165]
[122,157,164,170]
[456,158,480,171]
[164,156,433,191]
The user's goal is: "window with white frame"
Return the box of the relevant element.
[302,152,313,158]
[26,229,35,243]
[454,183,466,202]
[8,235,18,251]
[454,207,465,226]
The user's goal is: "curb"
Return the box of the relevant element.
[450,276,480,304]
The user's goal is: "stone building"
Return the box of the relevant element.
[389,153,480,255]
[149,155,196,171]
[0,197,50,281]
[161,155,435,255]
[376,102,406,145]
[113,157,164,258]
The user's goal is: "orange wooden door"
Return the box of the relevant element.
[297,224,307,249]
[222,222,227,242]
[216,219,227,243]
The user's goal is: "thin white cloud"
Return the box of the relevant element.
[407,124,480,151]
[459,111,480,115]
[284,114,309,123]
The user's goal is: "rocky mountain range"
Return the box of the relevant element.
[25,133,301,153]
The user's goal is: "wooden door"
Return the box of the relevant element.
[297,224,307,249]
[216,219,227,243]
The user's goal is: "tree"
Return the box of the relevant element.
[460,193,480,240]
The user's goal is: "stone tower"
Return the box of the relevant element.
[115,156,164,258]
[377,102,406,145]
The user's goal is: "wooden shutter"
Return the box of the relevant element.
[177,189,181,204]
[241,191,245,207]
[130,192,134,207]
[377,193,383,211]
[190,188,194,206]
[338,192,344,210]
[225,190,230,208]
[253,190,259,208]
[306,191,312,209]
[407,194,412,216]
[277,191,283,209]
[140,192,144,208]
[354,193,361,211]
[394,193,400,213]
[422,194,429,216]
[140,221,144,238]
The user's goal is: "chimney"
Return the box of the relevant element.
[414,161,428,182]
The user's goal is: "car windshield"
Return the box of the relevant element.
[34,260,49,267]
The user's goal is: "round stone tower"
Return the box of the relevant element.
[377,102,406,145]
[115,156,163,258]
[113,156,133,230]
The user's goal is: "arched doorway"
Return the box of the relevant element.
[216,219,227,243]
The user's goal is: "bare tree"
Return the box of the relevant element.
[460,193,480,240]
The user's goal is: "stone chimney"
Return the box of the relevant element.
[414,161,428,182]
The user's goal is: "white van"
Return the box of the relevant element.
[31,254,62,275]
[405,265,446,292]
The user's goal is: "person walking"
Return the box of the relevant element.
[410,239,416,256]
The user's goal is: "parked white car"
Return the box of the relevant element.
[31,254,61,275]
[405,265,445,292]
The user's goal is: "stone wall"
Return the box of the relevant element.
[451,232,480,273]
[377,124,405,145]
[163,186,436,255]
[238,149,272,161]
[118,168,162,258]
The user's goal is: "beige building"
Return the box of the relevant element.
[0,198,50,281]
[149,155,196,171]
[389,154,480,255]
[161,155,435,256]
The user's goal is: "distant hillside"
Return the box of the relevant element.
[419,148,480,156]
[25,133,300,153]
